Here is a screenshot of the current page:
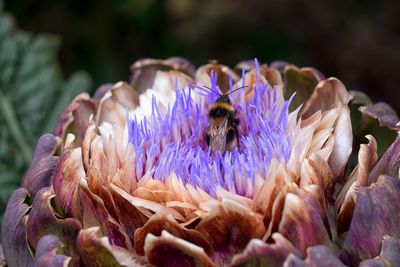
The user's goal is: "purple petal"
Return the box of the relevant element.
[358,259,387,267]
[26,187,81,265]
[282,254,307,267]
[93,83,114,100]
[77,227,144,267]
[378,236,400,265]
[0,244,5,266]
[359,236,400,267]
[278,191,332,254]
[339,175,400,265]
[53,93,96,142]
[230,234,302,266]
[282,245,346,267]
[359,102,400,131]
[22,134,61,198]
[269,60,290,71]
[303,246,345,267]
[53,148,85,219]
[108,185,148,245]
[368,137,400,184]
[35,235,72,267]
[79,181,130,249]
[1,188,34,267]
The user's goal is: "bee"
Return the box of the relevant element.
[205,86,246,154]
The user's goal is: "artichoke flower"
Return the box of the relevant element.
[2,58,400,267]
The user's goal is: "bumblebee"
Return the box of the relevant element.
[205,87,245,154]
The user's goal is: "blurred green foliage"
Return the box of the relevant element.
[3,0,306,88]
[0,2,91,220]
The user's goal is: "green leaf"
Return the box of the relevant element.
[0,6,92,220]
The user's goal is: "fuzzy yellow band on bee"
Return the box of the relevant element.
[209,102,235,113]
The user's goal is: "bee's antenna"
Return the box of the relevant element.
[226,85,248,96]
[192,84,221,96]
[203,85,222,96]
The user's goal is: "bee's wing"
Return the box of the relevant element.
[209,118,228,136]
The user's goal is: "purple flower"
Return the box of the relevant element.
[127,61,294,198]
[2,58,400,267]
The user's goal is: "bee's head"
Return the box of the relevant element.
[215,94,232,105]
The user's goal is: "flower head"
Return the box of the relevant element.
[2,58,400,267]
[127,61,293,198]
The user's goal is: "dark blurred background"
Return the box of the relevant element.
[4,0,400,113]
